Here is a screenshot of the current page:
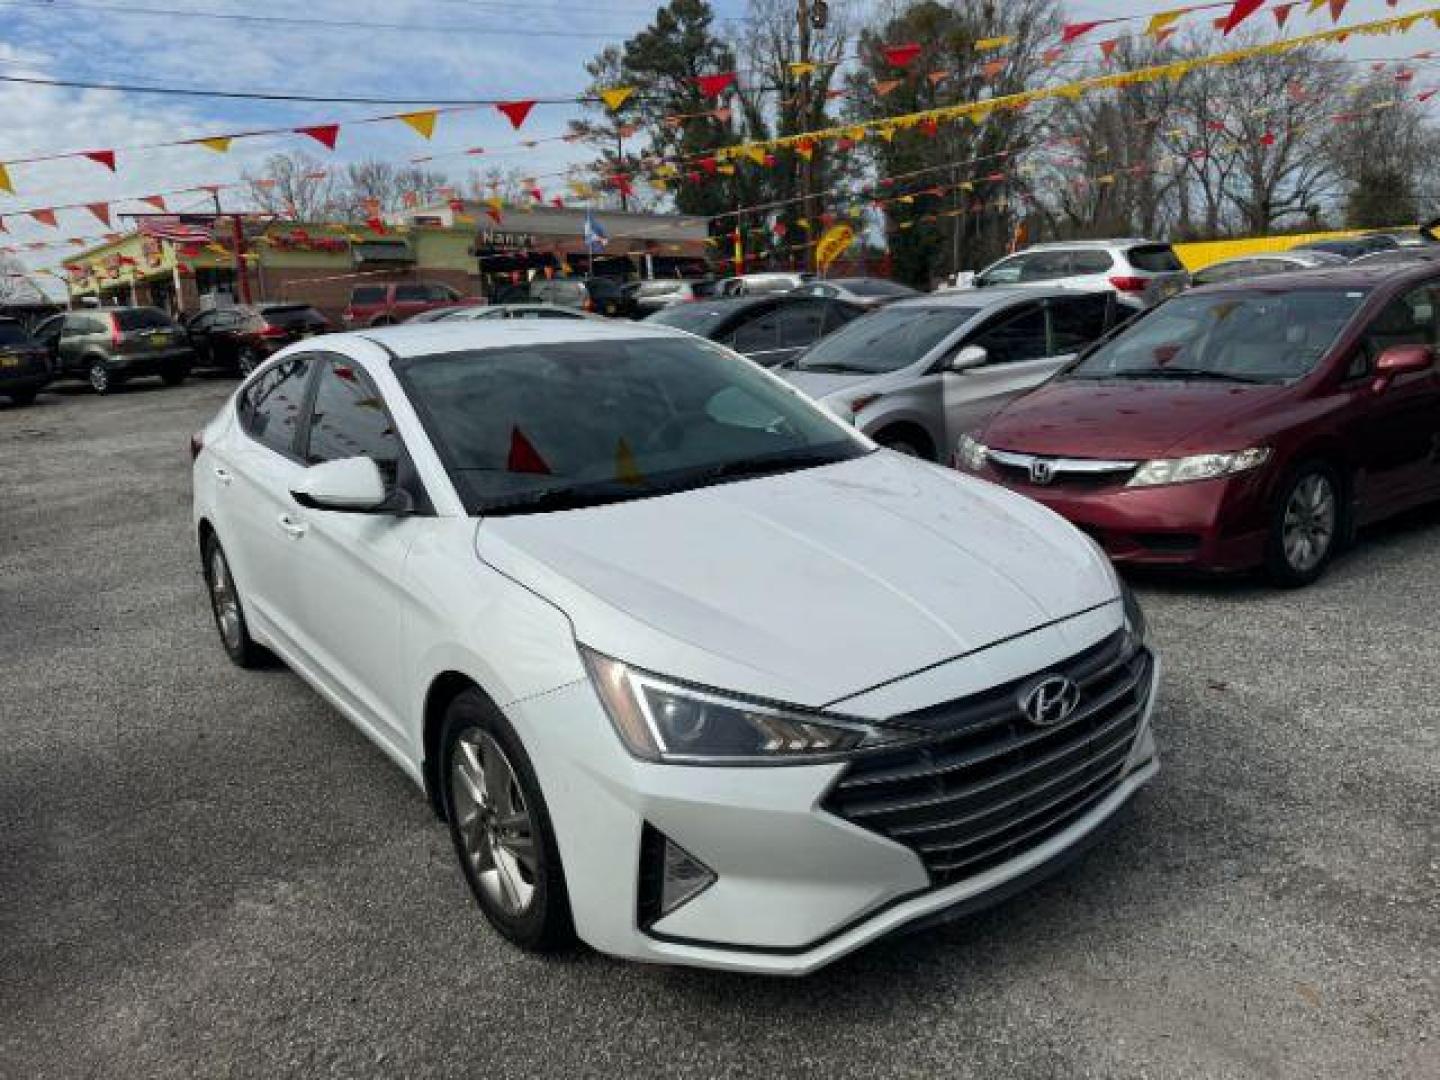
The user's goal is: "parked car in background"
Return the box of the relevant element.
[0,317,51,406]
[627,278,718,317]
[645,294,863,367]
[718,271,816,296]
[441,304,601,322]
[1349,247,1440,267]
[343,282,481,328]
[187,303,330,374]
[406,305,481,324]
[954,240,1188,307]
[529,277,634,318]
[956,263,1440,586]
[31,307,192,394]
[1291,235,1397,261]
[1189,250,1345,286]
[191,318,1158,972]
[780,288,1129,460]
[790,277,921,308]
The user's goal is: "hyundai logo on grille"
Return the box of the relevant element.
[1019,675,1081,728]
[1029,459,1056,485]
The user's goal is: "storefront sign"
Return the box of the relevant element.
[479,231,536,250]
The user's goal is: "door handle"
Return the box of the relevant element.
[277,513,308,539]
[213,466,233,486]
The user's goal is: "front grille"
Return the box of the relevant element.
[989,461,1133,491]
[824,632,1153,887]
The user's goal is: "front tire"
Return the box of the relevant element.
[161,367,187,387]
[7,388,37,407]
[1265,462,1342,588]
[201,534,267,668]
[441,689,575,953]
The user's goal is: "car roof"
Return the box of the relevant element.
[341,317,691,362]
[1186,261,1440,294]
[1024,238,1161,250]
[897,285,1110,309]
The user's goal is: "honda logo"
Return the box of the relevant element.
[1019,675,1081,728]
[1029,459,1056,485]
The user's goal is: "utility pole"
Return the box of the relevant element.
[797,0,813,272]
[614,128,630,213]
[210,187,252,303]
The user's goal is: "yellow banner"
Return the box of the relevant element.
[815,223,855,273]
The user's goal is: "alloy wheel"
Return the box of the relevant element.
[1282,473,1336,574]
[208,548,242,652]
[89,362,110,394]
[450,729,538,917]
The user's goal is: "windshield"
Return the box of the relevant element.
[794,305,977,374]
[1069,288,1369,384]
[397,336,868,516]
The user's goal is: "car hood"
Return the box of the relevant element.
[981,378,1292,460]
[475,451,1117,708]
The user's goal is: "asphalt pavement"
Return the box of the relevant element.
[1,378,1436,1079]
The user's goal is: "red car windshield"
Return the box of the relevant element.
[1070,288,1370,384]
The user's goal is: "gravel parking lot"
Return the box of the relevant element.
[1,378,1436,1079]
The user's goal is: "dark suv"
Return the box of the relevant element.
[31,307,193,394]
[0,317,51,406]
[529,277,635,318]
[187,303,330,374]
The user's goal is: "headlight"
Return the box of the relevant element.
[1126,447,1270,488]
[581,647,917,764]
[1121,582,1147,647]
[956,433,989,471]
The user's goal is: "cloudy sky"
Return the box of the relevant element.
[1,0,1436,290]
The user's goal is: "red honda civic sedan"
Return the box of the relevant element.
[955,263,1440,586]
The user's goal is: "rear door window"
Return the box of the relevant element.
[776,302,827,349]
[1127,245,1184,273]
[393,285,429,303]
[1070,250,1115,274]
[730,307,781,354]
[1018,251,1073,282]
[238,355,313,458]
[1047,294,1111,353]
[350,286,386,305]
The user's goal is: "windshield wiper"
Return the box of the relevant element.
[477,482,649,517]
[1101,367,1271,384]
[691,450,853,486]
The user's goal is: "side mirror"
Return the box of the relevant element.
[291,457,396,513]
[1372,344,1435,392]
[948,344,988,373]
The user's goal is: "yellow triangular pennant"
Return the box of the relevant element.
[198,137,232,153]
[398,110,439,139]
[600,86,636,112]
[0,162,12,195]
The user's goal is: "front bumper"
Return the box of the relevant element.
[508,615,1160,975]
[967,466,1271,573]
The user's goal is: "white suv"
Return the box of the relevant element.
[954,240,1188,307]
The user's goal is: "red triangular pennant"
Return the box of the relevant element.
[1222,0,1266,34]
[30,209,58,228]
[86,202,111,227]
[140,194,167,211]
[507,427,551,475]
[495,100,536,130]
[298,124,340,149]
[1062,20,1115,43]
[83,149,117,171]
[1273,2,1297,28]
[1099,38,1120,61]
[695,73,736,98]
[881,43,922,68]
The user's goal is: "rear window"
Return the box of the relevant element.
[1126,245,1184,273]
[260,304,325,327]
[0,321,34,345]
[115,308,175,331]
[350,286,385,304]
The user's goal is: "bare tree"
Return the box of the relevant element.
[338,160,451,219]
[241,152,345,221]
[0,254,46,305]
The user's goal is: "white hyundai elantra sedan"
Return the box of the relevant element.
[191,320,1159,975]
